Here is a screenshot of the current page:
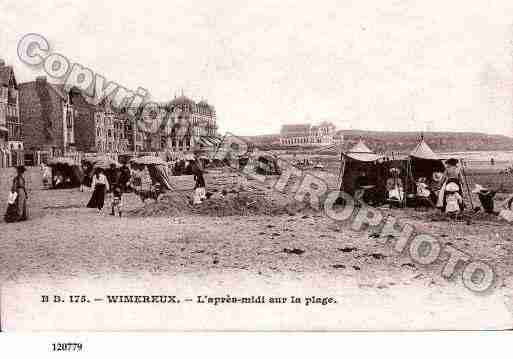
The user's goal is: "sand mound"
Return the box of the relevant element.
[128,190,310,217]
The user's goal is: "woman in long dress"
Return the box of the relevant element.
[87,168,109,213]
[4,166,28,222]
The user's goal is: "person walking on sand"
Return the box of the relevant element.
[110,184,123,217]
[41,162,51,189]
[80,160,92,192]
[87,168,109,214]
[118,162,131,192]
[4,165,28,222]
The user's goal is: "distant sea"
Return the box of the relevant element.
[440,150,513,162]
[439,150,513,169]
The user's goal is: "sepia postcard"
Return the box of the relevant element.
[1,0,513,335]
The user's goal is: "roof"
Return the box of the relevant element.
[319,120,335,127]
[19,79,68,101]
[344,140,383,162]
[410,139,439,160]
[169,95,194,107]
[280,124,311,136]
[197,100,212,108]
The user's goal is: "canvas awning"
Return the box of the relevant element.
[0,125,8,132]
[132,155,166,165]
[410,139,439,160]
[344,140,383,162]
[201,136,222,146]
[147,164,173,190]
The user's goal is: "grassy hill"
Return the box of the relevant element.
[242,131,513,154]
[339,130,513,154]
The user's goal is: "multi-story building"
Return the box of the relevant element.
[19,76,75,156]
[125,95,220,153]
[73,95,130,153]
[115,106,148,152]
[71,89,99,153]
[158,95,219,152]
[0,59,22,151]
[279,121,337,146]
[19,84,220,155]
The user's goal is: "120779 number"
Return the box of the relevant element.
[51,343,83,352]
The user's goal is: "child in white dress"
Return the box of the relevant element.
[445,182,463,218]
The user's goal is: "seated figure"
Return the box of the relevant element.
[386,168,404,203]
[416,177,430,198]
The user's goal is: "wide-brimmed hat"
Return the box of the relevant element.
[16,165,26,173]
[445,158,459,166]
[472,184,486,194]
[446,182,460,192]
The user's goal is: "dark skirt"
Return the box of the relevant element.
[5,188,28,222]
[87,184,106,210]
[4,203,18,223]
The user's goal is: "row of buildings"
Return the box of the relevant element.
[279,122,338,146]
[0,59,220,166]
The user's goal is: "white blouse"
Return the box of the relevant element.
[91,173,109,191]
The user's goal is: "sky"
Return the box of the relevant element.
[1,0,513,136]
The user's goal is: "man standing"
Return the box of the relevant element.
[119,162,132,192]
[106,163,120,192]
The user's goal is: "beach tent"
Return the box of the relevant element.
[338,140,388,200]
[408,137,475,208]
[408,138,445,180]
[47,157,83,188]
[131,156,173,190]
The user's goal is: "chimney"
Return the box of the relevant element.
[0,59,5,67]
[36,76,47,84]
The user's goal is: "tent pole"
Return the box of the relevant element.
[461,158,473,210]
[338,156,346,192]
[404,159,410,208]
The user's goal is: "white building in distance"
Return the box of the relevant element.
[279,121,337,146]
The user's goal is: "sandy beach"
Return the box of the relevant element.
[1,167,513,330]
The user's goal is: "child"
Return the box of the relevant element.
[41,162,51,189]
[110,185,123,217]
[416,177,430,197]
[445,182,463,218]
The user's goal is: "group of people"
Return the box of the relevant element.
[355,158,469,217]
[84,162,132,216]
[83,154,208,214]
